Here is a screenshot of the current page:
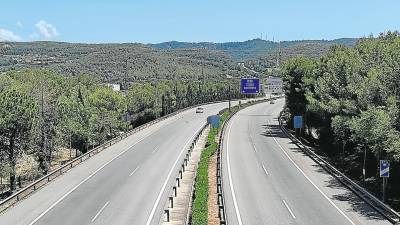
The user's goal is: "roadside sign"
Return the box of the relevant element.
[207,115,221,128]
[122,113,131,122]
[380,160,390,178]
[293,116,303,129]
[240,78,260,94]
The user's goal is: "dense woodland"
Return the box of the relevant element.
[281,31,400,209]
[0,42,247,83]
[0,69,247,195]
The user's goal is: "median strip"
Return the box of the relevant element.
[189,98,278,225]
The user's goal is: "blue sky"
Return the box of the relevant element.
[1,0,399,43]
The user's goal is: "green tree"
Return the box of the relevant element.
[0,83,37,190]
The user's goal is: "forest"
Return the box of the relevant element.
[281,31,400,209]
[0,42,248,83]
[0,69,248,197]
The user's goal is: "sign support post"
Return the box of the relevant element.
[293,116,303,138]
[380,160,390,202]
[383,177,387,202]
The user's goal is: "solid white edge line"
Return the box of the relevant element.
[226,121,243,225]
[252,143,257,153]
[269,124,356,225]
[144,125,203,225]
[282,199,296,219]
[91,201,109,222]
[129,166,139,177]
[262,164,269,176]
[28,135,149,225]
[151,147,159,154]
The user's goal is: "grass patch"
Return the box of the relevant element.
[192,127,218,225]
[191,99,263,224]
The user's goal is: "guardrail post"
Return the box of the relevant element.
[179,170,183,179]
[218,205,224,218]
[164,209,170,222]
[176,177,180,187]
[169,196,174,208]
[173,186,177,197]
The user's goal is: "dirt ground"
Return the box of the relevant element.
[207,153,219,225]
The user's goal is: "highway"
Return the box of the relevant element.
[222,98,392,225]
[0,100,241,225]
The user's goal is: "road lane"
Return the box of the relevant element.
[222,99,392,225]
[0,100,245,225]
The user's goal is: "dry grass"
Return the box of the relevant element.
[207,154,219,225]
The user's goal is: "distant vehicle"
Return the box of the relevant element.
[270,100,275,104]
[196,107,204,113]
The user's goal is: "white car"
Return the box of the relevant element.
[196,107,204,113]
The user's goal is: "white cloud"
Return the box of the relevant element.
[35,20,59,39]
[0,28,22,41]
[16,21,23,28]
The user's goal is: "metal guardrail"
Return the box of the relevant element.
[0,98,255,214]
[278,116,400,224]
[216,97,279,225]
[163,122,209,224]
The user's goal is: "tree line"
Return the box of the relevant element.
[281,31,400,208]
[0,69,246,193]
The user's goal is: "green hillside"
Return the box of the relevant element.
[150,38,358,60]
[0,42,247,84]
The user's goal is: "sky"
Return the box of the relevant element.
[1,0,399,43]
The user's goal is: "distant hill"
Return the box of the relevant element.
[0,42,248,83]
[0,38,359,82]
[149,38,358,60]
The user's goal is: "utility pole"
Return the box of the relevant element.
[276,41,281,68]
[40,81,47,174]
[228,83,231,111]
[125,56,129,133]
[363,146,367,185]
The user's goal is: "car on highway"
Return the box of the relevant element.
[270,100,275,104]
[196,107,204,113]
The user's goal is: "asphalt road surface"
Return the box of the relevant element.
[0,100,245,225]
[222,98,392,225]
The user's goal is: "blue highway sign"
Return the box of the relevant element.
[294,116,303,129]
[240,78,260,94]
[207,115,221,128]
[380,160,390,178]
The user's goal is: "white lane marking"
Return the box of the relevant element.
[129,166,139,177]
[252,143,257,153]
[28,134,150,225]
[91,201,109,222]
[226,121,243,225]
[282,200,296,219]
[268,122,356,225]
[144,125,203,225]
[151,147,159,154]
[262,164,269,176]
